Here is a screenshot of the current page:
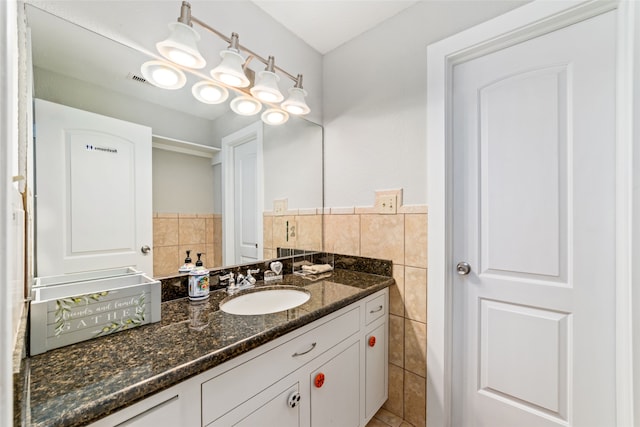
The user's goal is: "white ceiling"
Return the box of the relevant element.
[251,1,419,54]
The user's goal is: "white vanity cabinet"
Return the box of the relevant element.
[89,288,388,427]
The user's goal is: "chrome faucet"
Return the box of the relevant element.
[228,269,261,295]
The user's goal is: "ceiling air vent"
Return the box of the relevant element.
[126,72,153,86]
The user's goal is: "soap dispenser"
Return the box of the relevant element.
[188,253,209,301]
[179,250,195,273]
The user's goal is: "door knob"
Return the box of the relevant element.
[456,261,471,275]
[141,245,151,254]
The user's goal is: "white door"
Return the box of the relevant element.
[35,99,153,276]
[222,121,263,265]
[234,138,259,264]
[452,10,616,427]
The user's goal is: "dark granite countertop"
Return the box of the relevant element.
[21,268,393,427]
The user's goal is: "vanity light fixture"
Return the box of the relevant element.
[192,80,229,104]
[210,33,251,88]
[250,56,284,103]
[154,1,311,118]
[140,60,187,90]
[230,94,262,116]
[281,74,310,115]
[261,108,289,126]
[156,1,206,69]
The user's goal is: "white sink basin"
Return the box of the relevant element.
[220,287,311,315]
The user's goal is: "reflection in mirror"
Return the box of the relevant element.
[26,5,323,278]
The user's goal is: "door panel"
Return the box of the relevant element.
[452,10,616,427]
[68,130,135,253]
[479,66,568,280]
[35,99,153,276]
[234,139,258,263]
[479,300,569,417]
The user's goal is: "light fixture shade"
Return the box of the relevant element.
[261,108,289,126]
[140,60,186,90]
[156,22,206,69]
[210,49,250,88]
[230,95,262,116]
[281,87,310,115]
[250,70,284,103]
[192,81,229,104]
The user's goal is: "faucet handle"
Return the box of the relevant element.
[246,268,260,284]
[220,272,234,284]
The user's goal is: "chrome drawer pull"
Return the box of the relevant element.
[292,342,317,357]
[369,305,383,314]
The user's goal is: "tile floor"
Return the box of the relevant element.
[366,408,415,427]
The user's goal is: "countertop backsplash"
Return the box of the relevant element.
[159,251,392,302]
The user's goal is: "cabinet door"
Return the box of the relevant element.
[365,322,387,419]
[310,341,360,427]
[208,381,300,427]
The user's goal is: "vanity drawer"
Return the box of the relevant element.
[201,306,360,425]
[365,292,387,325]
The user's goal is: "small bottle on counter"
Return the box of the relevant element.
[178,250,195,273]
[188,253,209,301]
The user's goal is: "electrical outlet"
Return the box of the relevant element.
[273,199,287,216]
[376,194,397,214]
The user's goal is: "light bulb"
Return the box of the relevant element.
[141,60,186,90]
[192,81,229,104]
[167,49,197,68]
[230,95,262,116]
[237,99,258,114]
[284,105,304,115]
[261,108,289,125]
[200,86,224,102]
[219,73,244,87]
[152,67,179,86]
[254,90,279,103]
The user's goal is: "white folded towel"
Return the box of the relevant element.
[300,272,333,281]
[301,263,333,274]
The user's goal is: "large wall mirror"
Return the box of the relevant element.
[26,4,324,278]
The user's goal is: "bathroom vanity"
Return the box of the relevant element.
[19,268,392,427]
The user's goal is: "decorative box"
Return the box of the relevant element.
[30,268,161,355]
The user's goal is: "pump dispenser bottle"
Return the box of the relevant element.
[179,250,195,273]
[188,253,209,301]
